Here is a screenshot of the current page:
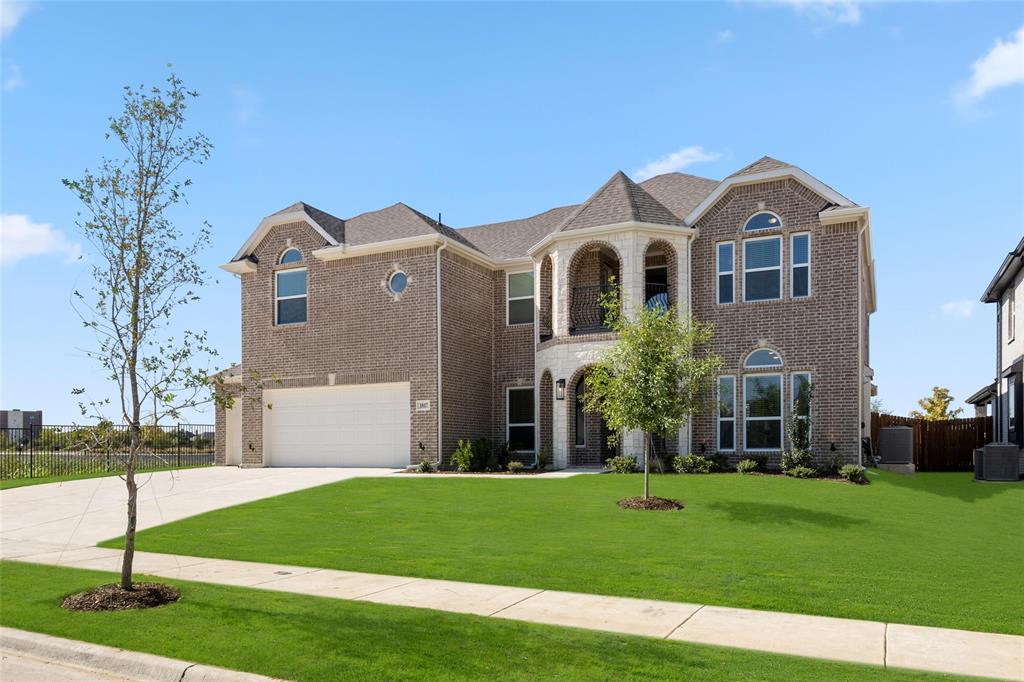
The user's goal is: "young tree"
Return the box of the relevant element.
[64,72,214,590]
[909,386,963,421]
[583,287,722,499]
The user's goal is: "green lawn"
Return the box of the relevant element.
[104,470,1024,635]
[0,561,964,681]
[0,464,209,490]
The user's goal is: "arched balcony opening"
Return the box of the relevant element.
[567,242,621,335]
[644,240,677,311]
[539,255,553,342]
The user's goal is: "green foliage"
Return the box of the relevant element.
[910,386,964,421]
[840,464,868,484]
[737,459,761,474]
[605,455,637,474]
[785,465,818,479]
[673,454,713,474]
[536,447,552,471]
[417,460,435,474]
[583,284,722,496]
[507,460,525,474]
[452,439,474,472]
[707,452,730,472]
[781,448,815,472]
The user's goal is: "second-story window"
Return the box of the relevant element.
[791,233,811,298]
[744,236,782,302]
[717,242,734,304]
[507,271,534,325]
[276,249,307,325]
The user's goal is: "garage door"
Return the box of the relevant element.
[263,383,411,467]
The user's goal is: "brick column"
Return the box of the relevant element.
[240,380,264,468]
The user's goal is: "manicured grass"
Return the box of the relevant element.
[0,465,209,490]
[0,561,961,681]
[105,470,1024,635]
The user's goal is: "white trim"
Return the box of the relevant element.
[716,241,735,305]
[743,210,783,232]
[685,167,855,226]
[314,234,440,260]
[527,221,697,257]
[231,210,339,262]
[742,235,783,303]
[436,242,446,467]
[279,247,302,265]
[506,386,537,455]
[744,348,783,369]
[274,267,307,326]
[220,259,257,274]
[790,232,811,299]
[717,375,736,452]
[818,205,868,225]
[506,270,535,326]
[743,373,784,452]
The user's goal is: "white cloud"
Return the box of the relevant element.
[0,214,82,266]
[4,63,23,92]
[634,146,723,181]
[229,85,262,126]
[716,29,734,43]
[766,0,861,26]
[1,1,32,39]
[941,300,976,320]
[956,25,1024,104]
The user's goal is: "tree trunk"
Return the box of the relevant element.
[120,426,139,590]
[643,432,650,500]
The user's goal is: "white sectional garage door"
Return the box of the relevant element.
[263,383,411,467]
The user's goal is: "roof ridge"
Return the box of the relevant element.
[618,171,642,222]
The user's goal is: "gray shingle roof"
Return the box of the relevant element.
[457,206,578,260]
[555,171,684,232]
[728,156,791,177]
[270,202,346,243]
[344,203,482,252]
[638,173,720,220]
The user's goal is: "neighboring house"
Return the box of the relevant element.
[0,410,43,430]
[982,235,1024,450]
[215,157,876,470]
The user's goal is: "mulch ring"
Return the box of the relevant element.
[617,496,684,511]
[62,582,180,612]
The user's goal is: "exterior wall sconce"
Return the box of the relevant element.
[556,379,566,400]
[830,442,837,452]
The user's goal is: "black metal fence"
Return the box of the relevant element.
[570,284,616,334]
[0,424,215,480]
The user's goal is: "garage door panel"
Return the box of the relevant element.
[264,383,411,467]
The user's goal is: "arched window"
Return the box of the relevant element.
[744,348,783,369]
[279,248,302,265]
[743,212,782,232]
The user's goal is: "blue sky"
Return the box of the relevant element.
[2,1,1023,424]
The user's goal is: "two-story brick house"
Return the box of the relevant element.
[215,156,876,470]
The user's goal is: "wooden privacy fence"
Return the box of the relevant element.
[870,413,993,471]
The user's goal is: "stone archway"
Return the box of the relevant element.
[566,241,623,335]
[539,370,553,461]
[643,239,678,310]
[566,365,618,466]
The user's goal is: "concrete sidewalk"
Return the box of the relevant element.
[5,546,1022,681]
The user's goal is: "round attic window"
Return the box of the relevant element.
[388,271,408,295]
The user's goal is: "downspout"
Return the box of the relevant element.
[435,240,447,467]
[857,220,868,466]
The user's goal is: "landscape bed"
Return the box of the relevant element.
[103,470,1024,635]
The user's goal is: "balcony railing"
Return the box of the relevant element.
[570,284,615,334]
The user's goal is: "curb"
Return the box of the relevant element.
[0,627,286,682]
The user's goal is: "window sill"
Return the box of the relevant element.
[273,322,308,329]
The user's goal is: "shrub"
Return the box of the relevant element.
[452,439,474,472]
[781,448,814,472]
[785,465,817,479]
[737,459,761,474]
[840,463,867,484]
[507,460,524,474]
[673,454,713,474]
[605,455,637,474]
[416,459,434,474]
[707,452,730,472]
[536,447,551,471]
[820,457,841,477]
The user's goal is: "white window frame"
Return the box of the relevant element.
[279,247,302,265]
[274,267,307,326]
[791,372,812,442]
[506,386,536,456]
[506,270,535,326]
[1008,289,1016,343]
[744,348,783,369]
[717,241,735,305]
[790,232,811,299]
[743,211,783,232]
[717,375,736,452]
[743,373,784,452]
[742,235,783,303]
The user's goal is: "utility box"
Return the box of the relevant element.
[975,443,1022,482]
[879,426,914,464]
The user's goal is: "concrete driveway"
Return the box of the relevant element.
[0,467,396,560]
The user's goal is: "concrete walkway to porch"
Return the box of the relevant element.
[2,467,1021,681]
